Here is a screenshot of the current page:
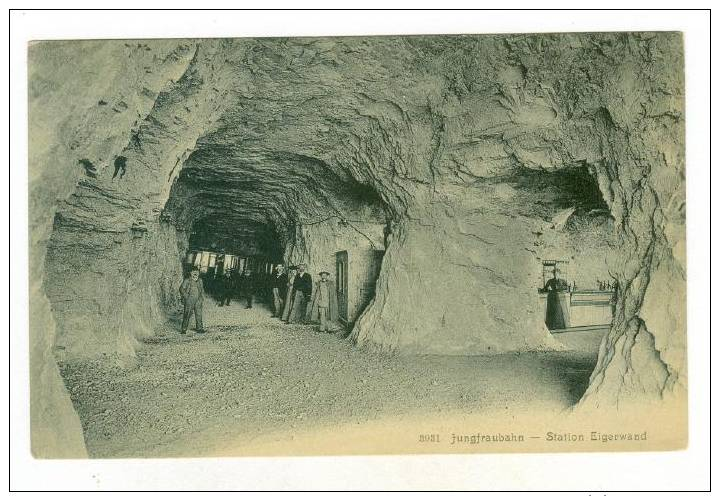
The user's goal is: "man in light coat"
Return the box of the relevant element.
[179,268,205,334]
[306,271,339,332]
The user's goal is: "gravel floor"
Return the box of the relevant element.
[59,299,597,458]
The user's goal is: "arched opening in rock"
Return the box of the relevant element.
[515,164,617,401]
[156,143,391,327]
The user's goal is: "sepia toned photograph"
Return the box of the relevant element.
[26,28,688,462]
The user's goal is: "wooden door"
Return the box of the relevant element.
[336,251,348,322]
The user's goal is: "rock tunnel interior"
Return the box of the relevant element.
[163,145,391,281]
[30,35,686,457]
[158,133,615,333]
[47,139,617,360]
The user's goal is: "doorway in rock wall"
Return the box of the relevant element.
[335,249,384,326]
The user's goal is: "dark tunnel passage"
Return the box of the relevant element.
[157,141,392,334]
[188,217,283,259]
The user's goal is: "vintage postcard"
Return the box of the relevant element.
[28,32,686,459]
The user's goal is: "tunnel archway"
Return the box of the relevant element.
[155,134,392,330]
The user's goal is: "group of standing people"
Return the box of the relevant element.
[217,268,256,309]
[271,263,339,333]
[178,262,339,335]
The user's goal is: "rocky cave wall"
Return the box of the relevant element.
[31,33,685,456]
[30,39,236,456]
[42,39,239,362]
[282,193,387,278]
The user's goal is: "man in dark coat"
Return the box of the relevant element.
[271,264,288,317]
[288,263,312,323]
[238,268,256,309]
[217,269,235,307]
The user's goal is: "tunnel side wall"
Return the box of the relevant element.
[351,205,563,354]
[46,220,188,360]
[283,219,385,286]
[38,38,233,361]
[28,39,206,457]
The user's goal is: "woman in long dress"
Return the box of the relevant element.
[543,269,569,330]
[281,266,297,322]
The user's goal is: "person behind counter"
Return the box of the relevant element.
[542,268,569,330]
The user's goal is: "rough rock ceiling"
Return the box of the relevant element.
[160,34,636,257]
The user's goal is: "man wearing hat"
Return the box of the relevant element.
[179,268,205,335]
[307,270,339,332]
